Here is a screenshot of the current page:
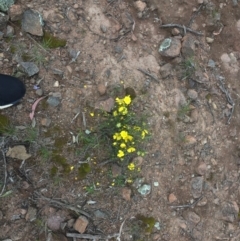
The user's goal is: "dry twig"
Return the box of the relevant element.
[137,68,159,83]
[218,76,235,124]
[0,146,7,197]
[32,192,91,218]
[66,232,119,240]
[170,195,203,209]
[160,24,203,36]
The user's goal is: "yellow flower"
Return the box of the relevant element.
[118,106,128,115]
[120,143,126,148]
[127,163,135,170]
[113,133,121,140]
[141,129,148,139]
[120,130,128,139]
[126,179,133,183]
[123,95,131,105]
[134,126,141,131]
[120,131,133,142]
[127,147,136,153]
[113,111,118,116]
[117,150,125,158]
[116,123,121,128]
[116,97,124,105]
[90,112,94,117]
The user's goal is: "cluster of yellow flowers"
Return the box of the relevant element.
[111,95,148,159]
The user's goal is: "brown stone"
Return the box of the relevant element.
[172,28,180,36]
[196,162,207,176]
[111,164,122,177]
[95,97,114,112]
[41,118,51,127]
[160,63,172,79]
[9,4,23,21]
[6,145,31,160]
[97,83,106,95]
[181,34,195,57]
[134,1,147,12]
[122,187,131,201]
[159,38,181,58]
[168,193,177,203]
[73,216,89,234]
[185,135,197,145]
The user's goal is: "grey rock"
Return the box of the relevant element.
[220,201,239,223]
[0,12,9,31]
[6,25,14,37]
[185,211,201,225]
[52,92,62,98]
[207,59,216,68]
[115,45,123,54]
[0,0,14,12]
[160,63,172,79]
[232,0,238,6]
[20,62,39,76]
[22,9,43,36]
[94,210,108,219]
[181,35,195,58]
[100,24,107,33]
[47,215,65,231]
[25,207,37,222]
[36,88,43,96]
[187,89,198,100]
[47,96,61,107]
[159,37,181,58]
[191,176,203,198]
[52,68,64,76]
[0,31,4,39]
[138,184,151,196]
[133,177,145,188]
[69,49,79,60]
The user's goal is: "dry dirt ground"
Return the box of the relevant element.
[0,0,240,240]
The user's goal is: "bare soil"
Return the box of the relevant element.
[1,0,240,241]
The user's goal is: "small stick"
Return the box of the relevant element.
[26,34,48,53]
[66,233,119,240]
[188,3,204,27]
[116,219,126,241]
[206,101,215,123]
[33,192,91,218]
[82,112,86,129]
[170,195,203,209]
[137,68,159,83]
[218,77,235,124]
[160,24,203,36]
[0,148,7,197]
[71,112,80,123]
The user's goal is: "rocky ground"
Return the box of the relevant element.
[0,0,240,240]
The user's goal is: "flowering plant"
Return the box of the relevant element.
[103,95,149,160]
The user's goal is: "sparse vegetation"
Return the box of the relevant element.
[181,57,196,80]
